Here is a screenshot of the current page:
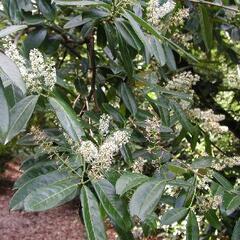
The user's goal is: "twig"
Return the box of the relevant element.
[189,0,239,12]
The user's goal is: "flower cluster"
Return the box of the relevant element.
[213,155,240,171]
[189,108,228,134]
[80,130,130,180]
[145,116,161,142]
[166,71,200,94]
[170,8,190,27]
[196,194,222,213]
[147,0,176,26]
[3,38,56,94]
[132,157,147,173]
[99,114,112,136]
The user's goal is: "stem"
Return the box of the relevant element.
[189,0,239,12]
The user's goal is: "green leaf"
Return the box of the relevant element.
[191,157,213,169]
[54,0,110,9]
[0,25,27,38]
[213,172,233,190]
[115,173,149,196]
[14,161,57,189]
[124,10,198,62]
[170,101,194,134]
[129,179,166,221]
[198,5,213,51]
[5,95,39,144]
[161,207,189,225]
[24,177,79,211]
[10,171,70,210]
[232,217,240,240]
[150,36,166,66]
[225,195,240,211]
[123,11,151,54]
[168,163,188,175]
[186,210,199,240]
[102,103,125,125]
[115,19,142,51]
[36,0,55,20]
[204,209,221,230]
[80,186,107,240]
[120,82,137,116]
[49,96,85,142]
[0,52,26,94]
[94,179,132,231]
[0,80,9,142]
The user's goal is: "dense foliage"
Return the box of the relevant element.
[0,0,240,239]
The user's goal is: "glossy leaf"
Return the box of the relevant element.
[120,82,137,116]
[0,80,9,142]
[161,207,189,225]
[232,217,240,240]
[49,96,85,142]
[24,177,79,211]
[129,179,166,221]
[80,186,107,240]
[5,95,39,144]
[94,179,132,230]
[0,52,26,94]
[0,25,27,38]
[186,210,199,240]
[10,171,71,210]
[116,172,149,196]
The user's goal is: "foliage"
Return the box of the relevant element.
[0,0,240,239]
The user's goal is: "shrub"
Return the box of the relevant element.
[0,0,240,239]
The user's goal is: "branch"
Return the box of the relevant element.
[189,0,239,12]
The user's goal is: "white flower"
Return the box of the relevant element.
[147,0,176,25]
[79,140,98,163]
[132,157,147,173]
[99,114,112,136]
[3,38,56,94]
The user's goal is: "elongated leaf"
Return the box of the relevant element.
[5,95,39,144]
[115,19,142,50]
[24,178,79,211]
[213,172,233,190]
[14,161,57,189]
[0,52,26,94]
[191,157,213,169]
[0,25,27,38]
[54,0,110,9]
[49,96,84,142]
[10,171,71,210]
[226,195,240,211]
[116,173,149,196]
[36,0,55,20]
[186,210,199,240]
[171,101,194,134]
[81,186,107,240]
[120,82,137,116]
[199,5,213,51]
[124,10,198,62]
[129,179,166,221]
[94,179,132,230]
[204,209,221,230]
[0,80,9,142]
[161,207,189,225]
[232,217,240,240]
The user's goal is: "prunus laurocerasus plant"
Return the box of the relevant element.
[0,0,240,239]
